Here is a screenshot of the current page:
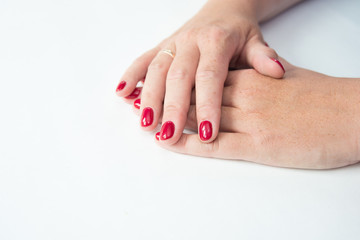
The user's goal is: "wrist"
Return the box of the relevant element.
[201,0,258,23]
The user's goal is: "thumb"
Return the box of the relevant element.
[244,40,285,79]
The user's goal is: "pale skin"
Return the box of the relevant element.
[153,59,360,169]
[117,0,303,144]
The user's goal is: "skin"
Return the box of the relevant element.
[151,59,360,169]
[117,0,302,145]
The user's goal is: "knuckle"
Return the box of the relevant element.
[164,103,182,114]
[199,26,232,44]
[176,29,197,43]
[167,68,190,82]
[196,103,219,117]
[148,61,167,72]
[196,69,218,81]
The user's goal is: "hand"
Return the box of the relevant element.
[116,0,285,145]
[157,59,360,169]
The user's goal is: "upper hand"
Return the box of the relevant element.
[116,4,285,145]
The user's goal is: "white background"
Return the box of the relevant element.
[1,0,360,239]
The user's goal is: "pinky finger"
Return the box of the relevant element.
[116,47,159,97]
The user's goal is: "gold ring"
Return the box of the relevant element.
[161,49,175,58]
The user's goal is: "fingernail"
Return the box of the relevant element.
[270,58,285,73]
[125,88,141,99]
[141,107,154,127]
[155,132,160,141]
[199,121,212,141]
[264,42,269,47]
[116,81,126,92]
[160,121,175,140]
[134,99,141,109]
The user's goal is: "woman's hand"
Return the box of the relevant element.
[116,0,286,145]
[156,59,360,169]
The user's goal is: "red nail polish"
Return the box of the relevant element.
[155,132,160,141]
[141,107,154,127]
[116,81,126,92]
[160,121,175,140]
[134,99,141,109]
[264,42,269,47]
[270,58,285,72]
[199,121,212,141]
[125,88,141,99]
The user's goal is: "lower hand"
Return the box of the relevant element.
[157,59,360,169]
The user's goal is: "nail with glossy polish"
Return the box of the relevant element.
[270,58,285,73]
[134,99,141,109]
[125,87,141,99]
[116,81,126,92]
[160,121,175,141]
[155,132,160,141]
[199,121,212,141]
[141,107,154,127]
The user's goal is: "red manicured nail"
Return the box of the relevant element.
[125,88,141,99]
[116,81,126,92]
[270,58,285,72]
[134,99,141,109]
[199,121,212,141]
[141,107,154,127]
[160,121,175,140]
[155,132,160,141]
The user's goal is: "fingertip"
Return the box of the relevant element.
[133,98,141,110]
[140,107,159,132]
[198,120,215,143]
[159,121,175,141]
[269,58,285,77]
[155,132,160,141]
[252,54,285,79]
[115,81,127,96]
[125,87,142,99]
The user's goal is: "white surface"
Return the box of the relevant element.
[1,0,360,239]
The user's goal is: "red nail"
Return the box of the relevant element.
[116,81,126,92]
[160,121,175,140]
[155,132,160,141]
[141,107,154,127]
[264,42,269,47]
[270,58,285,72]
[199,121,212,141]
[125,88,141,99]
[134,99,141,109]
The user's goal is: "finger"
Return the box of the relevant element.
[185,105,243,133]
[195,44,233,142]
[159,43,199,144]
[116,47,159,97]
[242,38,285,78]
[133,98,141,115]
[140,46,175,131]
[156,132,256,161]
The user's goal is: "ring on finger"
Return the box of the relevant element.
[160,49,175,59]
